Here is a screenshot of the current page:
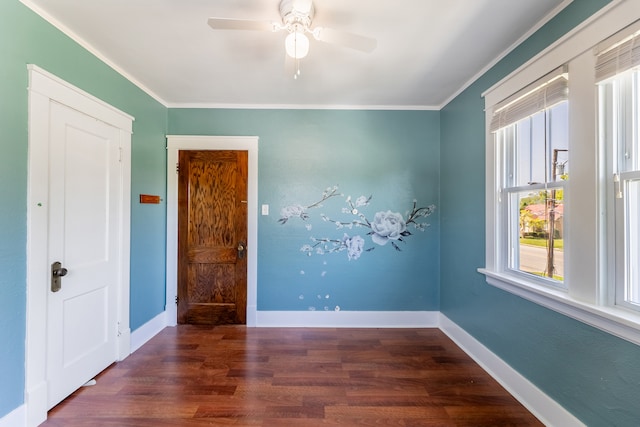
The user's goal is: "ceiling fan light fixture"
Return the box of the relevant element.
[285,31,309,59]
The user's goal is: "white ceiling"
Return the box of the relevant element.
[22,0,569,109]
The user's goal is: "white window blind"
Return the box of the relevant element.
[595,31,640,82]
[489,67,568,133]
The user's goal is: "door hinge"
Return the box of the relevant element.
[175,295,179,304]
[176,162,179,174]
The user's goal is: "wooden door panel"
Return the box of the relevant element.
[188,247,237,263]
[188,264,235,303]
[178,150,247,325]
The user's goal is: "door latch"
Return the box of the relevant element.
[51,261,68,292]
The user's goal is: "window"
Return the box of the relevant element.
[493,70,569,287]
[480,1,640,347]
[491,69,569,286]
[597,31,640,311]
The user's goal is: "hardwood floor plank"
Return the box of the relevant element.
[43,326,543,426]
[324,405,452,420]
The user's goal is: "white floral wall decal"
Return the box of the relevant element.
[278,186,341,224]
[280,185,435,260]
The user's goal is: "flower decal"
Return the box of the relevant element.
[370,211,407,246]
[342,233,365,260]
[281,185,435,259]
[280,204,308,222]
[279,186,340,224]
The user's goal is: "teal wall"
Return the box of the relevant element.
[0,1,167,417]
[169,109,441,311]
[3,0,640,424]
[440,0,640,425]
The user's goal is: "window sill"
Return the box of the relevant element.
[478,268,640,347]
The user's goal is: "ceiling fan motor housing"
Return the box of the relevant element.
[279,0,314,32]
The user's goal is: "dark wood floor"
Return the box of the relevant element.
[43,326,542,426]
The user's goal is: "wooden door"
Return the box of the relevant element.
[178,150,248,324]
[47,101,121,408]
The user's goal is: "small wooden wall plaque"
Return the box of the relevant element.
[140,194,161,204]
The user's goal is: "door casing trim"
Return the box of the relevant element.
[25,65,132,427]
[166,135,258,327]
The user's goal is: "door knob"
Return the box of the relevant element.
[53,266,68,277]
[237,242,246,259]
[51,261,68,292]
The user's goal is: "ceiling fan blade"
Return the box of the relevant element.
[208,17,276,32]
[314,27,377,53]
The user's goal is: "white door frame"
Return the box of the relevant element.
[165,135,258,327]
[25,65,133,427]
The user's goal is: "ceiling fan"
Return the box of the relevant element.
[208,0,377,78]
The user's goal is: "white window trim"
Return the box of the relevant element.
[599,69,640,312]
[481,0,640,347]
[479,269,640,345]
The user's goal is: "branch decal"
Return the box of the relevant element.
[280,185,435,261]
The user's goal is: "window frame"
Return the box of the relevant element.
[600,68,640,311]
[480,0,640,346]
[496,99,569,288]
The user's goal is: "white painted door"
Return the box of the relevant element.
[46,101,121,409]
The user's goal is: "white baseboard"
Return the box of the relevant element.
[246,305,257,327]
[438,313,584,427]
[126,310,437,351]
[130,311,169,353]
[255,310,439,328]
[25,380,47,427]
[0,404,26,427]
